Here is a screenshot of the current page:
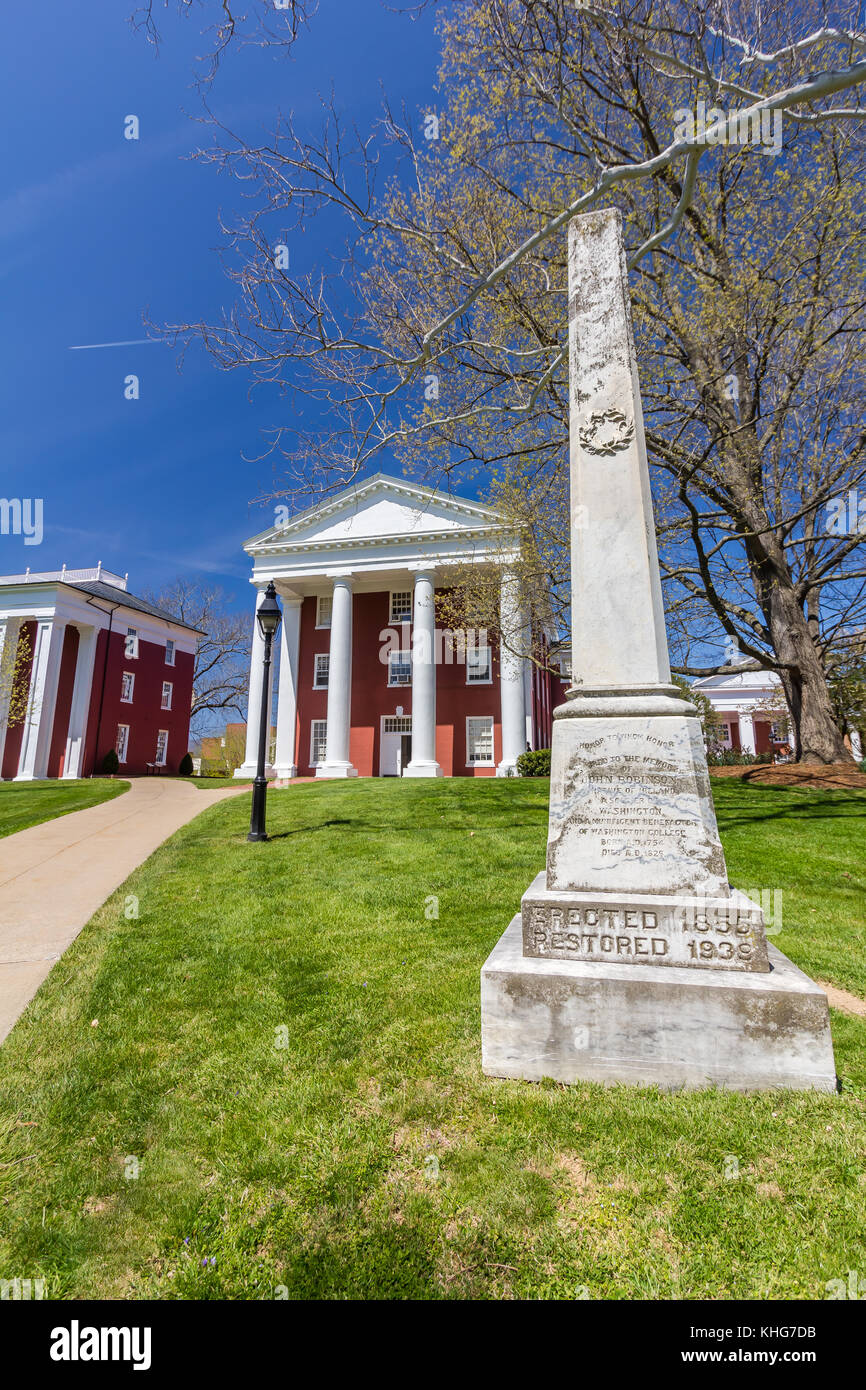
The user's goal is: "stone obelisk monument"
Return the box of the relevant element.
[480,208,836,1091]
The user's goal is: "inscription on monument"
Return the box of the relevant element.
[521,892,769,972]
[546,726,728,896]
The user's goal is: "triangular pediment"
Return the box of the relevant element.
[246,474,509,552]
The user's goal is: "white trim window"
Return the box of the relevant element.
[383,715,413,734]
[120,671,135,703]
[316,595,333,629]
[466,644,492,684]
[165,639,175,666]
[310,719,328,765]
[387,650,412,686]
[390,590,412,624]
[155,730,169,766]
[115,724,130,763]
[161,681,173,710]
[124,628,139,660]
[314,653,330,689]
[466,715,494,766]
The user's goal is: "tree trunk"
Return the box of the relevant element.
[762,569,853,764]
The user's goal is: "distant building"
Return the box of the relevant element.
[0,566,200,779]
[200,721,274,774]
[695,667,862,760]
[692,668,791,755]
[237,475,566,779]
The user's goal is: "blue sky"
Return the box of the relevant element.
[1,1,438,613]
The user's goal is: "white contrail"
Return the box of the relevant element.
[68,338,162,350]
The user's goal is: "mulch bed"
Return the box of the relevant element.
[709,762,866,790]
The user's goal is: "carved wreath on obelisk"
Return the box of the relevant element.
[579,407,635,456]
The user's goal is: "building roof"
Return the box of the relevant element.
[0,566,202,634]
[692,668,782,692]
[65,580,202,633]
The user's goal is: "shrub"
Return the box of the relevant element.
[706,749,773,767]
[101,748,119,775]
[517,748,551,777]
[178,752,194,777]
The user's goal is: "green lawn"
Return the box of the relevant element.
[0,778,864,1300]
[0,778,129,839]
[169,776,252,789]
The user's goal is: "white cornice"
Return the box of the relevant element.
[247,523,514,558]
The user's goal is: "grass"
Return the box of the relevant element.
[0,778,129,838]
[168,776,252,789]
[0,778,864,1300]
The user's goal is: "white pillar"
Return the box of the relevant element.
[274,598,302,779]
[522,619,534,752]
[316,576,358,778]
[497,569,527,776]
[236,588,276,779]
[15,619,66,781]
[0,617,23,776]
[851,729,862,761]
[738,711,756,755]
[405,568,442,777]
[62,624,98,779]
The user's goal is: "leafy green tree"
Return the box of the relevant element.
[156,1,866,761]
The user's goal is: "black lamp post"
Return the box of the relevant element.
[247,581,282,843]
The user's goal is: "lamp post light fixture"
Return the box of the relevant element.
[247,581,282,843]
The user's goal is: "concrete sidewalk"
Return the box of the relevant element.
[0,777,250,1044]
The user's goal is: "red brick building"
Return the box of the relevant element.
[235,476,566,780]
[0,566,199,779]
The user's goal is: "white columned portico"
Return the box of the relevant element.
[316,575,358,778]
[236,587,276,779]
[738,711,757,755]
[497,568,527,776]
[404,568,442,777]
[61,624,98,779]
[15,619,66,781]
[0,617,23,775]
[273,597,302,779]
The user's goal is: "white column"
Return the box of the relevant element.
[61,624,98,779]
[15,619,66,781]
[497,569,527,776]
[851,729,862,761]
[0,617,23,776]
[405,568,442,777]
[274,598,302,779]
[738,711,756,755]
[236,588,276,779]
[522,617,534,752]
[316,576,358,778]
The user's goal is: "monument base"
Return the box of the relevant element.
[481,916,836,1092]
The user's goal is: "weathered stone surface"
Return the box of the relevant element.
[521,873,769,973]
[567,212,671,692]
[479,206,837,1093]
[546,714,729,897]
[482,916,837,1092]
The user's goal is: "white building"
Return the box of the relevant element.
[692,669,791,755]
[235,474,564,780]
[693,667,862,761]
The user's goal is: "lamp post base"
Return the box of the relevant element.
[247,776,270,842]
